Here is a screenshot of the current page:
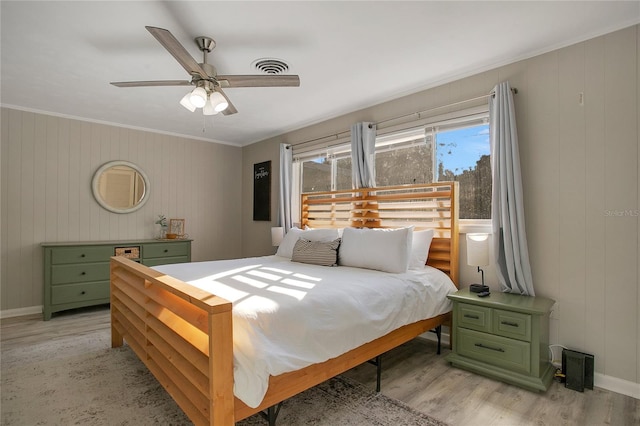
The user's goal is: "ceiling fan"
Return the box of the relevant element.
[111,26,300,116]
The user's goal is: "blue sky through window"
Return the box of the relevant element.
[436,124,490,175]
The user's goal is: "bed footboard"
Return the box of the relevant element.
[110,256,234,426]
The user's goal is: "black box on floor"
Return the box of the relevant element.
[562,348,594,392]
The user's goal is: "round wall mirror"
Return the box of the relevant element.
[92,161,150,214]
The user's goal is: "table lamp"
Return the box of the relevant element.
[466,233,489,293]
[271,227,284,247]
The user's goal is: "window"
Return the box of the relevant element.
[433,124,491,220]
[298,112,491,220]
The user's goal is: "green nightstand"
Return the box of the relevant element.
[446,288,555,392]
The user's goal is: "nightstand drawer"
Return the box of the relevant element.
[144,242,190,259]
[493,309,531,341]
[457,303,492,333]
[51,281,110,304]
[51,246,114,264]
[457,328,531,374]
[51,263,110,285]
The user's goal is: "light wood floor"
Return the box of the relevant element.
[2,306,639,426]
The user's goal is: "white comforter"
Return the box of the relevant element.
[153,255,456,408]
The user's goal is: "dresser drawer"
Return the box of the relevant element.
[144,242,190,259]
[51,281,110,304]
[51,246,114,264]
[493,309,531,341]
[457,303,492,333]
[51,263,110,285]
[457,328,531,375]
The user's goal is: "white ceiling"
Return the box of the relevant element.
[2,1,639,147]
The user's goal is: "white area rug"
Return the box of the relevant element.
[1,328,447,425]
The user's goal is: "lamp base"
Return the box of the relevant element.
[469,284,490,293]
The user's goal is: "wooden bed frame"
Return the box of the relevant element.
[110,182,459,426]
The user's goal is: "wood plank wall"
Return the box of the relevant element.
[243,26,640,387]
[0,109,243,313]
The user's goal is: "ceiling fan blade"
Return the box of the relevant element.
[111,80,192,88]
[217,75,300,88]
[214,87,238,115]
[145,26,209,80]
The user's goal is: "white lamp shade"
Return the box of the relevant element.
[179,93,196,112]
[202,96,219,116]
[466,233,489,266]
[271,227,284,247]
[189,87,208,108]
[209,91,229,112]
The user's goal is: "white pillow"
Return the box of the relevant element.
[276,227,340,259]
[339,227,414,273]
[409,229,435,269]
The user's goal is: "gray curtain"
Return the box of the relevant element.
[278,144,293,232]
[351,122,377,188]
[490,81,535,296]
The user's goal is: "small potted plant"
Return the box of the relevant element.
[155,214,168,239]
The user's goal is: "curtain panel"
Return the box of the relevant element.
[490,81,535,296]
[278,143,293,232]
[350,122,377,188]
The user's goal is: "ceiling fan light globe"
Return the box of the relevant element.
[179,93,197,112]
[189,87,207,108]
[215,101,229,112]
[210,91,228,112]
[203,98,218,115]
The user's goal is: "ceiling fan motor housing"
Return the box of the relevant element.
[195,36,216,53]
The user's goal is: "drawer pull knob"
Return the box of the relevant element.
[475,343,505,353]
[81,254,86,258]
[81,291,86,295]
[81,272,86,275]
[501,321,519,327]
[164,249,169,253]
[464,314,479,319]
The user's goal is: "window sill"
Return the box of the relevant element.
[459,220,492,235]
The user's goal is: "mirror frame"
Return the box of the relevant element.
[92,160,150,214]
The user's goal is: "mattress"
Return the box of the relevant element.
[153,255,456,408]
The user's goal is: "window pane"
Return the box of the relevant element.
[335,157,352,190]
[302,158,331,192]
[435,124,491,219]
[376,141,433,186]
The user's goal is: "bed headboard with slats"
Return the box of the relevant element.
[300,182,459,286]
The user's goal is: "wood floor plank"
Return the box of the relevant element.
[2,307,639,425]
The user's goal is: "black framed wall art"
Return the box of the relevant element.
[253,160,271,221]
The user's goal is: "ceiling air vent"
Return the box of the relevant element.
[252,58,290,75]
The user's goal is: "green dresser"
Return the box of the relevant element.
[42,239,192,320]
[446,288,555,392]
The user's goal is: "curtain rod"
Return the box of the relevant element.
[291,87,517,148]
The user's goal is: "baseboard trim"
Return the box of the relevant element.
[595,373,640,400]
[419,329,451,347]
[0,305,42,319]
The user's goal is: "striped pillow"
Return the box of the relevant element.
[291,238,341,267]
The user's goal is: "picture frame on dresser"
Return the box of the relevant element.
[169,218,185,237]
